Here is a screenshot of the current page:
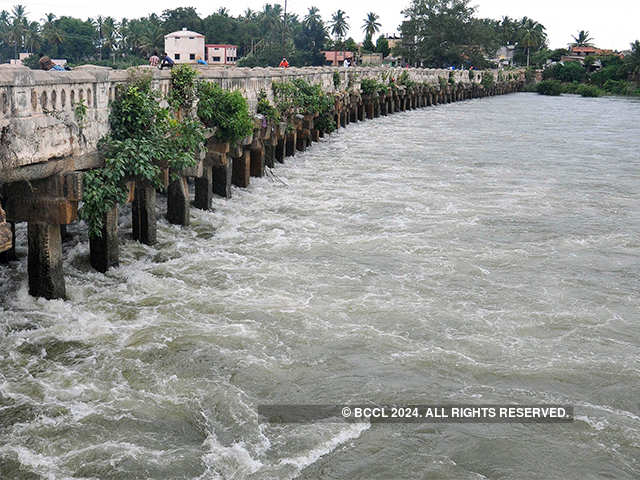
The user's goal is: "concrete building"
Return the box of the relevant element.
[322,51,355,66]
[205,44,238,65]
[164,28,205,63]
[495,46,515,66]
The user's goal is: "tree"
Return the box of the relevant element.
[376,35,390,57]
[362,35,375,52]
[399,0,476,67]
[571,30,594,47]
[330,10,349,43]
[362,12,381,39]
[518,17,546,67]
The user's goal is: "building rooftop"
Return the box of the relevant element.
[165,28,204,39]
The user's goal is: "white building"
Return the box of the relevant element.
[205,44,238,65]
[164,28,205,63]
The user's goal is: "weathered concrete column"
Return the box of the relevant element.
[132,180,157,245]
[167,176,190,226]
[194,165,213,210]
[358,103,365,121]
[89,206,119,273]
[213,159,233,198]
[28,222,65,299]
[232,147,251,188]
[296,127,306,152]
[285,132,296,157]
[250,142,265,177]
[275,136,285,163]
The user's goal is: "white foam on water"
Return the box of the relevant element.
[277,422,370,470]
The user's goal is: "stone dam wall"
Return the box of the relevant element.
[0,64,525,299]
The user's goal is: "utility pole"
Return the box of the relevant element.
[282,0,287,59]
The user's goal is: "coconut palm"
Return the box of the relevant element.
[571,30,594,47]
[330,9,349,43]
[518,17,546,67]
[303,6,322,29]
[362,12,381,40]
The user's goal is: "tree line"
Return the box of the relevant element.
[0,4,392,68]
[1,2,637,70]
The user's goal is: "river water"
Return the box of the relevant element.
[1,93,639,479]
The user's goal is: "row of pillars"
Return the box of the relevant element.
[1,80,523,300]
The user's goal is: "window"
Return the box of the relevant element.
[190,53,195,60]
[175,53,180,60]
[189,37,194,40]
[213,57,221,62]
[227,57,234,62]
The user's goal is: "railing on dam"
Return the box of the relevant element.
[0,63,525,300]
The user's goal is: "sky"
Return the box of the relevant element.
[1,0,638,51]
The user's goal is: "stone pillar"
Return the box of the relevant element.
[194,165,213,210]
[285,132,296,157]
[264,135,277,167]
[89,206,119,273]
[250,144,265,177]
[232,149,251,188]
[27,222,65,300]
[275,137,285,163]
[358,104,365,121]
[296,129,306,152]
[167,176,190,226]
[213,158,233,198]
[132,180,157,245]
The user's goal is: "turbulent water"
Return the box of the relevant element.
[1,93,639,479]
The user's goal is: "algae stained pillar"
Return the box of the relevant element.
[132,180,157,245]
[89,206,119,273]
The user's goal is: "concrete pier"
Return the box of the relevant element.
[231,148,251,188]
[28,222,65,299]
[194,166,213,210]
[167,176,190,226]
[89,206,119,273]
[132,181,157,245]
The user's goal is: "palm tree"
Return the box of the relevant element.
[303,6,321,29]
[330,10,349,43]
[24,20,40,53]
[518,17,546,67]
[9,4,28,58]
[570,30,594,47]
[362,12,381,40]
[41,13,62,55]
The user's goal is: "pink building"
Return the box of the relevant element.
[205,44,238,65]
[322,51,355,66]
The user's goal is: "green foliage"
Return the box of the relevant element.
[272,79,336,133]
[536,79,563,96]
[448,71,455,85]
[81,73,204,237]
[575,84,602,97]
[375,36,390,57]
[197,81,253,142]
[542,62,586,83]
[333,71,341,89]
[73,99,88,127]
[438,77,448,90]
[360,77,388,95]
[524,67,536,84]
[399,71,416,88]
[256,89,280,123]
[168,64,200,111]
[362,36,375,53]
[481,71,494,89]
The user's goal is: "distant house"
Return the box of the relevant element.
[205,44,238,65]
[495,46,515,66]
[322,51,354,66]
[561,46,620,64]
[164,28,205,63]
